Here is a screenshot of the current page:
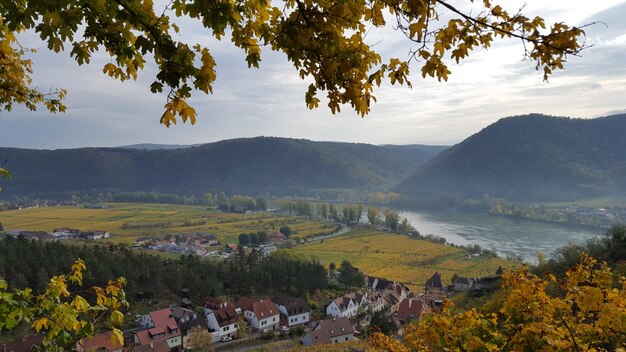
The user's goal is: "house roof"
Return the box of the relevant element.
[397,298,428,320]
[274,295,310,315]
[425,272,443,288]
[213,305,239,327]
[251,300,279,319]
[135,308,181,346]
[171,307,205,333]
[132,340,170,352]
[344,292,366,305]
[332,296,355,311]
[305,317,355,345]
[204,296,226,310]
[76,331,123,352]
[235,296,256,311]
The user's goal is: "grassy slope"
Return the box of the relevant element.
[0,204,334,244]
[292,229,513,292]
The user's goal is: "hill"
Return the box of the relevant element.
[396,114,626,202]
[116,143,196,150]
[0,137,445,197]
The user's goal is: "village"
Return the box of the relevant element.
[2,266,504,351]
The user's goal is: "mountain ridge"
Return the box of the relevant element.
[0,137,447,197]
[396,113,626,202]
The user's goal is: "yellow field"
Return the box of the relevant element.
[0,203,334,244]
[293,229,514,292]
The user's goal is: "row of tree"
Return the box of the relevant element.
[0,236,328,301]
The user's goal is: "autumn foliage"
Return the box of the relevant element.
[1,0,586,120]
[371,254,626,351]
[0,260,128,351]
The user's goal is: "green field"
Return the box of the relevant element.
[0,203,336,244]
[292,229,514,292]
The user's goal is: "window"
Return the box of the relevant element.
[273,317,277,322]
[223,327,228,332]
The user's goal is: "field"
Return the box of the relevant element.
[293,229,514,292]
[0,203,336,244]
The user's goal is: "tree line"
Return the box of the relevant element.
[0,237,328,302]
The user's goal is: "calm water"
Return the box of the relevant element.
[396,209,602,263]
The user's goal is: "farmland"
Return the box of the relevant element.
[0,203,336,244]
[292,229,514,292]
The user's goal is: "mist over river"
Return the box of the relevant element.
[396,209,602,263]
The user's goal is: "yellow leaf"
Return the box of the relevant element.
[33,317,49,333]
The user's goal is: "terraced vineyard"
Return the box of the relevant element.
[0,203,335,244]
[293,229,514,292]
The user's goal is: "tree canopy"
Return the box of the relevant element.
[1,0,587,122]
[371,254,626,351]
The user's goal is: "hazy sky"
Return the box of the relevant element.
[1,0,625,149]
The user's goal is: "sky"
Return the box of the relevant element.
[1,0,625,149]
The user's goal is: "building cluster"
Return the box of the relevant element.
[0,262,506,351]
[133,233,220,256]
[3,228,110,241]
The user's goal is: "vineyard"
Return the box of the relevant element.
[0,203,333,244]
[293,229,513,291]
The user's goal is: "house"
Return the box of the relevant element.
[384,282,409,302]
[344,292,368,310]
[274,294,310,327]
[204,296,227,312]
[76,331,123,352]
[269,231,286,243]
[132,340,170,352]
[301,317,356,346]
[134,308,182,351]
[453,276,475,292]
[80,230,110,240]
[206,303,239,341]
[51,227,81,240]
[236,297,280,331]
[326,296,358,318]
[424,272,447,307]
[9,230,55,241]
[170,307,206,349]
[367,293,385,313]
[382,292,402,313]
[396,298,429,323]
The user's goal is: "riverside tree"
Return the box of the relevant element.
[1,0,587,122]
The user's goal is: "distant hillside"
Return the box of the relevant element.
[0,137,446,197]
[116,143,196,150]
[396,114,626,202]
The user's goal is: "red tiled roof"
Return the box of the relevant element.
[397,298,428,320]
[76,331,123,352]
[132,340,170,352]
[135,308,181,346]
[235,296,256,311]
[214,305,238,327]
[306,317,355,345]
[252,300,279,319]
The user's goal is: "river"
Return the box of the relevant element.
[396,209,603,263]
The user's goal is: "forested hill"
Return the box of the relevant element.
[0,137,446,197]
[396,114,626,202]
